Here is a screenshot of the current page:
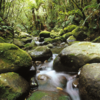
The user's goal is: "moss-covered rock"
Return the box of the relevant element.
[72,26,87,40]
[44,38,57,44]
[59,29,65,36]
[39,31,50,38]
[28,46,52,61]
[27,91,70,100]
[24,41,36,50]
[0,72,29,100]
[0,43,32,74]
[79,63,100,100]
[19,32,31,38]
[92,36,100,43]
[66,35,76,45]
[53,42,100,72]
[64,25,77,33]
[0,37,6,43]
[53,55,68,72]
[21,37,32,43]
[50,31,60,38]
[47,43,53,48]
[61,32,73,41]
[13,39,24,47]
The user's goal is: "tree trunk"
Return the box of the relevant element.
[32,9,36,29]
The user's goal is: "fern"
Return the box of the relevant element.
[67,9,83,17]
[83,3,100,11]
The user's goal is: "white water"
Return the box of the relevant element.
[36,54,81,100]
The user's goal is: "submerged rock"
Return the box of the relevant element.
[53,42,100,72]
[0,43,32,75]
[72,78,79,88]
[0,72,29,100]
[27,90,70,100]
[28,46,52,61]
[79,63,100,100]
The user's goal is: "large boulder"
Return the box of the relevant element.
[28,46,52,61]
[0,72,29,100]
[0,43,32,75]
[53,42,100,72]
[79,63,100,100]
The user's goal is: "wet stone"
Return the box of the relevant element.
[72,78,79,88]
[26,91,70,100]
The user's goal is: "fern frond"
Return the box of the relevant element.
[83,3,100,11]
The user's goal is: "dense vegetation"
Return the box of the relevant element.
[0,0,100,40]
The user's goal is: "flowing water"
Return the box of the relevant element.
[36,54,81,100]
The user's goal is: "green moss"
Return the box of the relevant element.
[64,25,77,33]
[51,47,64,54]
[39,31,50,38]
[0,84,20,100]
[44,38,55,43]
[70,53,75,56]
[0,43,32,73]
[0,72,28,100]
[61,32,73,41]
[59,29,65,36]
[24,42,35,50]
[34,46,49,51]
[72,26,87,37]
[50,32,60,38]
[58,96,70,100]
[27,91,70,100]
[27,91,48,100]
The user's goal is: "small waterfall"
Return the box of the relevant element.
[36,54,81,100]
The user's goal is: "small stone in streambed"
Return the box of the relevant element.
[37,74,49,80]
[35,61,42,65]
[36,70,40,73]
[39,37,44,42]
[72,78,79,88]
[59,76,67,88]
[30,77,38,90]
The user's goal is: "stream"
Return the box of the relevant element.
[33,54,81,100]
